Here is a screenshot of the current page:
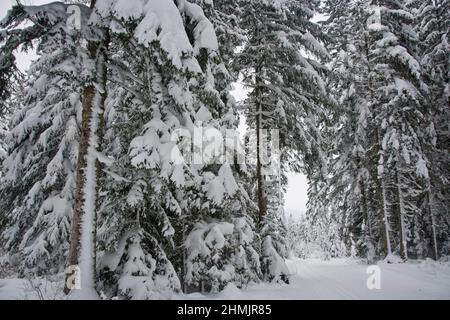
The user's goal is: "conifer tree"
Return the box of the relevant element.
[0,2,91,276]
[319,0,450,261]
[94,0,260,297]
[236,0,331,279]
[414,0,450,259]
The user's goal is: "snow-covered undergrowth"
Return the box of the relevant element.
[0,274,65,300]
[1,258,449,300]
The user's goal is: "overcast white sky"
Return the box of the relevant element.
[1,0,309,219]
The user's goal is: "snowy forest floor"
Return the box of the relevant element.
[1,258,449,299]
[182,258,450,300]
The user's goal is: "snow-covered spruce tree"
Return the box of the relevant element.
[414,0,450,259]
[318,0,386,262]
[320,0,448,261]
[0,72,16,260]
[0,2,92,276]
[0,85,18,180]
[0,115,6,171]
[313,210,347,260]
[189,1,262,290]
[0,81,23,180]
[0,57,23,178]
[94,0,260,298]
[236,0,331,281]
[286,210,347,260]
[362,0,438,261]
[286,214,309,259]
[193,0,246,92]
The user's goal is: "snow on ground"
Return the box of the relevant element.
[181,258,450,300]
[1,258,449,299]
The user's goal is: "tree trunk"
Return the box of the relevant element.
[64,0,107,296]
[256,90,267,224]
[426,181,439,261]
[253,15,267,225]
[376,129,392,258]
[395,166,407,260]
[380,173,392,257]
[359,177,374,262]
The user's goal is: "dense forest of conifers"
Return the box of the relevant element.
[0,0,448,299]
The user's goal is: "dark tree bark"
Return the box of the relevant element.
[64,0,108,295]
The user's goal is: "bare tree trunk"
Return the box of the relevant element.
[64,0,107,296]
[376,129,392,258]
[395,166,407,260]
[380,174,392,257]
[426,181,439,261]
[252,13,267,225]
[256,92,267,224]
[363,30,391,260]
[359,177,374,262]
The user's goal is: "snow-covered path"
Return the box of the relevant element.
[1,258,449,299]
[184,258,450,300]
